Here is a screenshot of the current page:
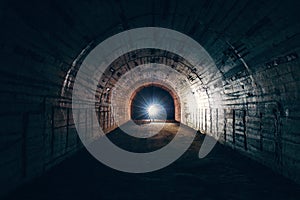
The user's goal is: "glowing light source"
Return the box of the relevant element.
[147,104,159,117]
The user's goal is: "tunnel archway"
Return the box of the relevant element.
[1,0,300,197]
[130,85,176,121]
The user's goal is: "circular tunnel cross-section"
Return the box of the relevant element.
[130,85,175,121]
[1,1,300,198]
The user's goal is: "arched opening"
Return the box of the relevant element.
[129,83,181,122]
[130,84,178,122]
[2,2,300,198]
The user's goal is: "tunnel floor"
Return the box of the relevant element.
[5,123,300,200]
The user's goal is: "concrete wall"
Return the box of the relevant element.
[187,54,300,184]
[0,0,299,197]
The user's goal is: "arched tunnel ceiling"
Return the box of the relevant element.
[0,0,300,195]
[0,0,297,135]
[94,48,204,104]
[1,0,299,103]
[110,63,194,124]
[71,27,216,130]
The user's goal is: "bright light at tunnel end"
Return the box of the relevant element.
[147,104,159,116]
[147,104,160,117]
[72,27,219,173]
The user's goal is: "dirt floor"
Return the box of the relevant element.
[4,123,300,200]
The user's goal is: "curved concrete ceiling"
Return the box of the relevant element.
[0,0,300,195]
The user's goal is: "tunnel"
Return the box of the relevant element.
[130,85,176,121]
[0,0,300,199]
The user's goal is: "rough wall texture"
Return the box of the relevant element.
[0,0,299,197]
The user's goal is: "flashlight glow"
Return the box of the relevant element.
[148,104,159,116]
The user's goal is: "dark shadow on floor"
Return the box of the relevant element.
[4,123,300,200]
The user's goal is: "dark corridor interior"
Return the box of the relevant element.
[4,123,300,200]
[0,0,300,199]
